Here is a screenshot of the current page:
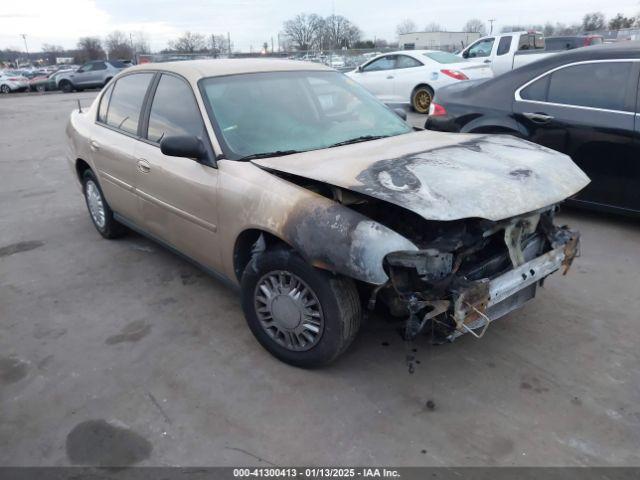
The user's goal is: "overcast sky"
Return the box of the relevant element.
[1,0,639,52]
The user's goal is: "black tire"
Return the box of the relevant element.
[0,84,10,94]
[241,248,361,368]
[411,85,434,114]
[82,169,126,239]
[59,80,73,93]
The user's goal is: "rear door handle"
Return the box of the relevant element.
[89,140,100,151]
[522,112,554,124]
[137,159,151,173]
[386,75,394,79]
[483,59,492,63]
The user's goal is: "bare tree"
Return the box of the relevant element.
[105,31,134,60]
[283,13,324,51]
[424,22,442,32]
[608,13,634,30]
[324,15,361,49]
[41,44,66,65]
[168,31,207,53]
[543,22,555,36]
[131,32,151,54]
[76,37,105,63]
[462,19,486,35]
[582,12,606,32]
[208,34,229,56]
[396,19,417,36]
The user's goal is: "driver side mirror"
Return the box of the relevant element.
[76,68,85,73]
[462,51,469,59]
[357,65,363,72]
[160,135,207,162]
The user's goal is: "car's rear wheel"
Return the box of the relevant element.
[241,248,361,368]
[412,85,434,114]
[0,85,10,94]
[59,80,73,93]
[36,84,46,92]
[82,170,126,239]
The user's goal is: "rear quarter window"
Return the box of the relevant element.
[423,51,464,64]
[97,83,114,123]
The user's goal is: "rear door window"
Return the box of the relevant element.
[105,73,154,135]
[146,74,204,143]
[547,62,633,111]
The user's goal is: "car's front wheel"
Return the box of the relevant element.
[411,85,434,114]
[241,248,361,368]
[0,85,10,94]
[59,80,73,93]
[82,170,126,239]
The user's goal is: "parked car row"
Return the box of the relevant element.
[425,42,640,215]
[0,60,131,95]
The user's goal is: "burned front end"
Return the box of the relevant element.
[376,207,579,341]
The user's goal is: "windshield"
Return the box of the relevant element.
[423,51,464,64]
[200,71,411,160]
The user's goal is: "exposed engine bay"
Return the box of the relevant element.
[272,171,580,342]
[378,207,579,342]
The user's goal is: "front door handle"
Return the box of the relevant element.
[386,75,394,79]
[483,59,492,63]
[89,140,100,151]
[137,159,151,173]
[522,112,554,124]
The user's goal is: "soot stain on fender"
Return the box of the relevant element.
[282,202,361,273]
[510,168,533,179]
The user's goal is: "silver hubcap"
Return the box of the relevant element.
[254,270,324,351]
[85,180,106,228]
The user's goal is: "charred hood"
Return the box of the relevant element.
[253,131,590,222]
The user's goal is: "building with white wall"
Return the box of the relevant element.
[398,31,482,52]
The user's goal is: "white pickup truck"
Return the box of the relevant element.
[459,31,557,76]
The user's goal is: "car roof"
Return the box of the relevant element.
[124,58,333,81]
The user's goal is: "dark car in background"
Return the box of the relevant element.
[545,35,604,51]
[425,42,640,215]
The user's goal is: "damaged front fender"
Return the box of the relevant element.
[282,198,418,285]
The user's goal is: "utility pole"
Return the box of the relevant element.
[488,19,496,34]
[20,34,29,64]
[227,32,231,56]
[271,37,274,54]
